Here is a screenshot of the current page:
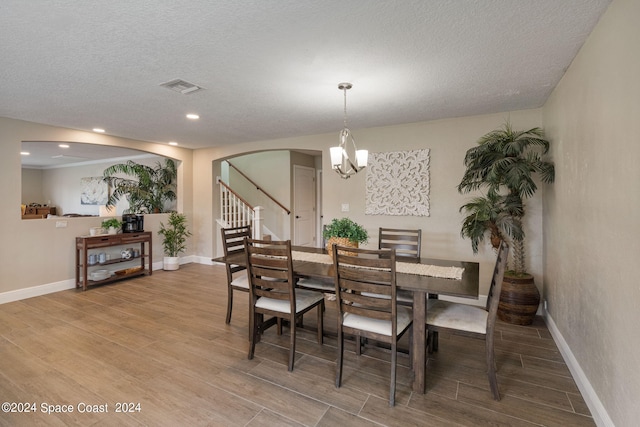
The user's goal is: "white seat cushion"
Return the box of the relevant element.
[230,274,249,289]
[426,300,487,334]
[255,289,324,314]
[297,277,335,291]
[342,306,412,336]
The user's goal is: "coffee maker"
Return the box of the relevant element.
[122,214,144,233]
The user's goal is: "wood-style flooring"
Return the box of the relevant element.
[0,263,594,426]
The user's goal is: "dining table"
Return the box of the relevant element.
[213,245,480,394]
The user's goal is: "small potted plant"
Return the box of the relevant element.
[323,217,368,257]
[157,212,192,270]
[101,218,122,235]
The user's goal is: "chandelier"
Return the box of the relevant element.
[330,82,368,179]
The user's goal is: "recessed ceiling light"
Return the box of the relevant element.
[93,128,105,133]
[168,141,178,146]
[186,114,199,120]
[21,151,30,156]
[58,144,70,148]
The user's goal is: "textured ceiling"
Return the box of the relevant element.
[1,0,611,150]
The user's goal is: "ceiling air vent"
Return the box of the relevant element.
[160,79,204,95]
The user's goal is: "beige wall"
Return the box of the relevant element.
[228,150,293,240]
[21,168,43,204]
[0,117,193,292]
[542,0,639,425]
[193,109,544,297]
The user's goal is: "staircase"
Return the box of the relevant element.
[218,179,263,238]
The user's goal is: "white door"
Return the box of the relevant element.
[293,165,316,246]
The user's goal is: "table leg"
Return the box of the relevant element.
[412,290,426,393]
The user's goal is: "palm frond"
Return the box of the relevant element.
[458,120,554,273]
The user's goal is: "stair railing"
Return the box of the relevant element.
[226,161,291,215]
[218,178,263,239]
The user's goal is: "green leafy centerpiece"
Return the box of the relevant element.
[323,217,368,257]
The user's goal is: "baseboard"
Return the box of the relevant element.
[0,279,76,305]
[0,256,206,304]
[544,311,614,427]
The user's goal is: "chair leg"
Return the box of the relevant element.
[288,315,296,371]
[486,335,500,401]
[317,301,324,345]
[248,309,256,360]
[390,340,397,406]
[355,334,362,355]
[336,326,344,388]
[225,285,233,324]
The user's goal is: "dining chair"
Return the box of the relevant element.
[221,225,252,325]
[297,224,337,294]
[332,244,413,406]
[375,227,423,305]
[426,240,509,400]
[378,227,422,261]
[244,238,325,371]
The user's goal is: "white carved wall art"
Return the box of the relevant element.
[365,149,430,216]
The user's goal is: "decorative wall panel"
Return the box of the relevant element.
[365,149,429,216]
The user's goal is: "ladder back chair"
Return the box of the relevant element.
[375,227,423,305]
[426,241,509,400]
[297,224,335,294]
[221,225,252,325]
[332,245,412,406]
[244,238,324,371]
[378,227,422,262]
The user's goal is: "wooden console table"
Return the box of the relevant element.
[75,232,152,291]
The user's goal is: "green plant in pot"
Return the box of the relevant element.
[103,158,177,214]
[101,218,122,235]
[458,121,555,325]
[157,212,192,271]
[323,217,368,257]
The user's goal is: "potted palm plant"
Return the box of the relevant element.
[157,212,192,270]
[102,158,177,214]
[323,217,368,257]
[458,121,555,325]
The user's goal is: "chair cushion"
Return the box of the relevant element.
[255,289,324,314]
[426,300,487,334]
[230,274,249,289]
[342,306,412,336]
[297,277,335,291]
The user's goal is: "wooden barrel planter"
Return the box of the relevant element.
[497,273,540,326]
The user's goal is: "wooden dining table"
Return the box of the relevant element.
[214,245,480,394]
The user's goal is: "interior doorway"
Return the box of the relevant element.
[293,165,316,246]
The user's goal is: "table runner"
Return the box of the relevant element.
[292,251,464,280]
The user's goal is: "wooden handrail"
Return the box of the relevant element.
[226,161,291,215]
[218,179,254,210]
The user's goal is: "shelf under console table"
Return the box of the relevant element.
[75,232,152,291]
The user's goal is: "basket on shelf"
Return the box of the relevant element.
[114,266,143,276]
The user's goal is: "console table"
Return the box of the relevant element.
[75,232,152,291]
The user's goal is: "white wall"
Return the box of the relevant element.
[542,0,639,425]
